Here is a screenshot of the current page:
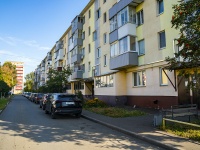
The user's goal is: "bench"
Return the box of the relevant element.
[162,104,198,122]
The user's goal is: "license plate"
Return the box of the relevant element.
[62,102,75,106]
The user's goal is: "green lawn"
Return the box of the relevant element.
[85,107,146,118]
[0,97,10,110]
[162,119,200,142]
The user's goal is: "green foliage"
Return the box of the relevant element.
[163,120,200,142]
[76,91,84,101]
[1,62,17,88]
[45,67,72,93]
[24,72,35,92]
[86,107,146,118]
[166,0,200,91]
[84,98,108,108]
[0,80,11,96]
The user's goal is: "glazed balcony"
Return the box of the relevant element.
[71,54,83,64]
[110,51,138,70]
[55,41,63,51]
[71,16,83,34]
[109,0,144,19]
[72,70,83,79]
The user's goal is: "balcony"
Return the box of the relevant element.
[71,16,83,34]
[72,70,83,79]
[69,38,83,52]
[109,0,144,19]
[55,41,63,51]
[110,51,138,70]
[71,54,83,64]
[118,23,136,39]
[47,55,52,61]
[55,49,64,61]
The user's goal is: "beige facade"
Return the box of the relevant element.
[35,0,186,109]
[10,61,24,94]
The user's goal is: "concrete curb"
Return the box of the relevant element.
[81,114,178,150]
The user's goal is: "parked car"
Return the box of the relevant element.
[29,93,37,102]
[39,94,52,110]
[33,93,44,104]
[45,93,82,119]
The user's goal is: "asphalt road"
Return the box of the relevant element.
[0,95,163,150]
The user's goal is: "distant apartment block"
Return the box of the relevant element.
[34,0,199,109]
[10,61,24,94]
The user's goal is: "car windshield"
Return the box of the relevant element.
[57,95,76,101]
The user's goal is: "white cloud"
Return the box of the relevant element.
[0,36,51,51]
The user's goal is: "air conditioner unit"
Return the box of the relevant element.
[81,55,84,59]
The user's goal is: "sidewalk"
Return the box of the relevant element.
[81,109,200,150]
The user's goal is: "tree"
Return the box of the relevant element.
[1,62,17,88]
[0,80,11,97]
[45,67,72,93]
[24,72,35,92]
[166,0,200,92]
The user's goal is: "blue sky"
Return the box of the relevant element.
[0,0,90,76]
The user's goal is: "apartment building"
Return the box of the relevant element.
[10,61,24,94]
[35,0,193,109]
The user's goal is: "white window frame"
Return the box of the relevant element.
[132,71,146,87]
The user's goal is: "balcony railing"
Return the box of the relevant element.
[110,51,138,70]
[72,70,83,79]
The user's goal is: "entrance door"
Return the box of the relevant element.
[178,76,191,105]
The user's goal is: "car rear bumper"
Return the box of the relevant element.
[54,108,82,115]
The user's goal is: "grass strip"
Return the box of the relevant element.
[85,107,146,118]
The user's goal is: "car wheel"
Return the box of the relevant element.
[51,108,56,119]
[42,105,45,110]
[75,113,81,118]
[45,109,49,114]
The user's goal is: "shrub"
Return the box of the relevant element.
[84,98,107,108]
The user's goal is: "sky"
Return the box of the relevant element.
[0,0,90,76]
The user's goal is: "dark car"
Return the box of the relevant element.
[45,93,82,119]
[33,93,44,104]
[39,94,52,110]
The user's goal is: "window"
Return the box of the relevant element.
[104,12,107,23]
[82,47,85,56]
[74,82,84,90]
[160,68,168,85]
[133,71,146,86]
[82,31,85,40]
[103,0,106,3]
[97,48,101,58]
[82,64,85,72]
[88,26,91,35]
[138,39,145,55]
[159,31,166,49]
[136,10,144,25]
[82,16,85,24]
[117,7,128,27]
[89,10,91,18]
[104,55,107,66]
[110,42,119,57]
[88,44,91,53]
[96,8,101,20]
[88,62,91,71]
[110,15,117,32]
[95,74,114,88]
[103,33,107,44]
[119,36,128,53]
[130,36,136,51]
[93,31,97,41]
[158,0,164,14]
